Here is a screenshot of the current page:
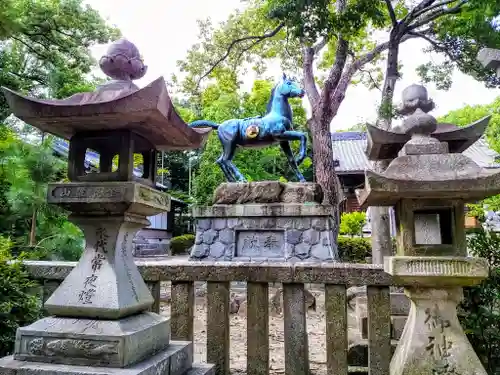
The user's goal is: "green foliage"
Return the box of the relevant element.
[267,0,387,42]
[339,211,366,237]
[0,0,120,120]
[417,0,500,89]
[459,229,500,373]
[0,126,84,260]
[0,237,42,356]
[337,236,371,263]
[170,234,195,255]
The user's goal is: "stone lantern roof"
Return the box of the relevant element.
[356,84,500,207]
[1,38,210,151]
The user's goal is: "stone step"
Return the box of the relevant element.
[184,364,216,375]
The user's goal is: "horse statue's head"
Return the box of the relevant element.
[276,73,305,99]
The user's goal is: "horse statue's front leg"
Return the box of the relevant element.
[293,128,308,166]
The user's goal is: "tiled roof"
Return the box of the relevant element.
[331,131,500,174]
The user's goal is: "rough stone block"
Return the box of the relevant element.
[391,315,407,340]
[212,181,323,204]
[14,313,170,368]
[0,341,193,375]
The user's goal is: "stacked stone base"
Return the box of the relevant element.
[0,313,213,375]
[190,203,338,261]
[191,181,338,262]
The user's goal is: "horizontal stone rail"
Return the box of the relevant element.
[23,259,394,284]
[24,260,395,375]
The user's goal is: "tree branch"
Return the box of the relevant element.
[359,67,382,91]
[385,0,398,26]
[408,31,459,62]
[402,0,435,25]
[195,22,285,88]
[407,0,467,31]
[313,38,328,54]
[412,0,463,20]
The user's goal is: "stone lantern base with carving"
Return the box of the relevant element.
[356,84,499,375]
[0,38,213,375]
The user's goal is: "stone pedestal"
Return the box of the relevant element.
[385,256,489,375]
[0,182,212,375]
[190,182,338,262]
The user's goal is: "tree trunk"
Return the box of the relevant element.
[29,208,37,246]
[308,114,342,240]
[370,35,401,265]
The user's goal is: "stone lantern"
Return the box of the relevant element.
[0,39,212,375]
[357,84,496,375]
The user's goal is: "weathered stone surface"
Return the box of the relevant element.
[213,181,283,204]
[197,219,211,231]
[212,181,324,204]
[235,230,285,258]
[191,204,338,261]
[0,342,194,375]
[294,243,311,259]
[44,214,154,320]
[209,242,225,259]
[14,313,169,367]
[390,287,488,375]
[286,230,302,245]
[212,218,227,231]
[47,182,170,217]
[218,228,234,245]
[194,231,203,245]
[202,230,218,245]
[190,244,210,259]
[280,182,323,203]
[194,203,334,218]
[294,218,311,230]
[385,256,489,287]
[24,259,392,285]
[302,229,319,245]
[310,243,335,260]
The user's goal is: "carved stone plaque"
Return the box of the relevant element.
[51,186,126,199]
[235,230,285,258]
[414,213,442,245]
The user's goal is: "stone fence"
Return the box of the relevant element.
[23,259,395,375]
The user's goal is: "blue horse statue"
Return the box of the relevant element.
[189,73,308,182]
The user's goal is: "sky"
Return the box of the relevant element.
[86,0,500,131]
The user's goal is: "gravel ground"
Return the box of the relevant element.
[160,285,337,375]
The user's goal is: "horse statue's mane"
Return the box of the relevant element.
[265,84,293,121]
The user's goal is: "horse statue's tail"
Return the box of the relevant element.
[189,120,219,129]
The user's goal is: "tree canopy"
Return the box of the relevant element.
[173,0,500,243]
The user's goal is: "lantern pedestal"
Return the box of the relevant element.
[385,257,488,375]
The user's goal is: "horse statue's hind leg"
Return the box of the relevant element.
[217,140,246,182]
[276,130,307,182]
